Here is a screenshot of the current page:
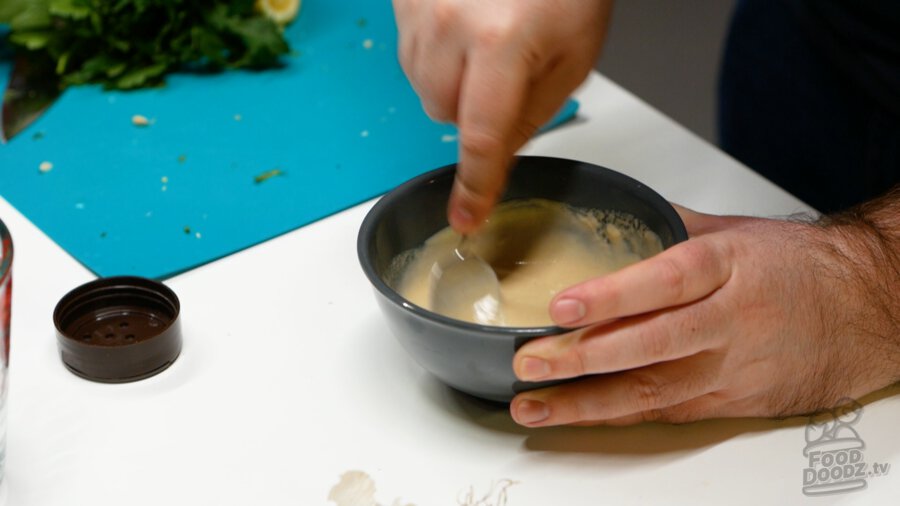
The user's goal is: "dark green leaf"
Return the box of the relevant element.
[1,0,52,30]
[49,0,91,20]
[9,30,53,50]
[4,0,291,91]
[114,62,168,89]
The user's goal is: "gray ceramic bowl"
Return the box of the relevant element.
[357,156,688,402]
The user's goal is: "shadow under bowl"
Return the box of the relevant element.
[357,156,688,402]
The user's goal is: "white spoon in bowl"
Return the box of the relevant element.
[429,237,503,325]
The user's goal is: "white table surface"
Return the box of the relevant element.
[1,73,897,505]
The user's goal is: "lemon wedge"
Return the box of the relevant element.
[256,0,301,25]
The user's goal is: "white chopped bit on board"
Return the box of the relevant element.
[38,161,54,173]
[161,176,169,183]
[75,203,85,210]
[234,114,242,121]
[132,114,151,126]
[441,134,457,143]
[195,232,202,239]
[161,185,167,192]
[360,130,369,138]
[145,211,153,217]
[362,38,374,49]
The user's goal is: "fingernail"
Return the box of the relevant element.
[551,298,586,325]
[515,399,550,425]
[518,356,551,381]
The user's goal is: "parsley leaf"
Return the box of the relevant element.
[1,0,291,90]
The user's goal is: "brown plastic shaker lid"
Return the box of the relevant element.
[53,276,182,383]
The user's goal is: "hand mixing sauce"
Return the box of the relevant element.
[388,199,663,327]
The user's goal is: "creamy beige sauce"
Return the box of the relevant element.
[389,199,663,327]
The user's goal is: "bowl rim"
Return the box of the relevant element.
[357,155,688,337]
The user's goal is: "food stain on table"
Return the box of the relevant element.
[458,479,518,506]
[327,470,518,506]
[327,470,414,506]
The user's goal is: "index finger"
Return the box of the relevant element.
[449,44,530,233]
[549,238,733,327]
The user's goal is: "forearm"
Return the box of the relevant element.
[815,185,900,393]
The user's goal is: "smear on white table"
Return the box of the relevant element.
[457,479,518,506]
[327,471,518,506]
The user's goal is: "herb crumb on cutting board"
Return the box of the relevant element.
[254,169,285,184]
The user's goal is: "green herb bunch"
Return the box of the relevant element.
[0,0,291,90]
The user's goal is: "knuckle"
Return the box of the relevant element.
[674,306,706,338]
[657,256,686,300]
[658,399,709,424]
[419,90,455,122]
[570,343,591,377]
[683,240,721,277]
[691,240,718,270]
[654,407,688,424]
[411,76,458,123]
[422,102,451,123]
[460,129,506,160]
[432,0,460,33]
[640,408,664,423]
[431,88,461,123]
[474,19,517,50]
[636,327,672,362]
[629,372,665,412]
[454,180,496,210]
[570,397,588,423]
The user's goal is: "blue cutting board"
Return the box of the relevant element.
[0,1,577,279]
